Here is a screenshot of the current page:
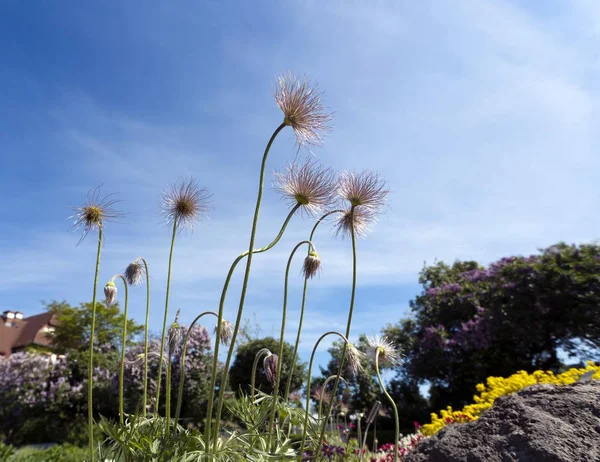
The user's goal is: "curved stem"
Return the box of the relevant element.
[284,210,343,404]
[318,206,358,449]
[87,228,103,462]
[208,123,286,448]
[156,222,178,414]
[114,274,129,425]
[299,331,349,459]
[204,203,298,442]
[375,350,399,462]
[267,240,314,446]
[139,258,151,418]
[174,311,218,425]
[250,348,272,402]
[318,375,347,422]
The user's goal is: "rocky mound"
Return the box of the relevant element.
[406,381,600,462]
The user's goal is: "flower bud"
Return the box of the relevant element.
[263,353,279,387]
[104,281,117,306]
[303,250,321,279]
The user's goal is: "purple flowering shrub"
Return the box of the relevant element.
[387,242,600,410]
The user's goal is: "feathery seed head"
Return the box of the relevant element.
[274,72,333,148]
[215,320,234,346]
[303,249,321,279]
[274,159,336,216]
[337,170,389,211]
[263,353,279,387]
[366,335,400,365]
[334,207,377,239]
[161,178,211,232]
[104,280,117,307]
[69,186,123,243]
[124,258,145,286]
[346,342,365,377]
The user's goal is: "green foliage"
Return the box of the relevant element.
[229,337,306,396]
[7,445,86,462]
[0,442,14,462]
[45,300,143,353]
[386,242,600,411]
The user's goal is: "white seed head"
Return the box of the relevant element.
[346,342,365,376]
[303,250,321,279]
[215,320,234,346]
[366,335,400,365]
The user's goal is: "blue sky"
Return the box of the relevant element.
[2,0,600,372]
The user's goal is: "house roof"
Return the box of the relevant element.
[0,312,57,358]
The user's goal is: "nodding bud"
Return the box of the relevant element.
[215,320,234,346]
[303,250,321,279]
[124,259,145,286]
[168,309,182,355]
[366,401,382,425]
[263,353,279,387]
[104,281,117,306]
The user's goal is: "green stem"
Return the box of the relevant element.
[156,222,178,415]
[204,203,298,443]
[317,206,358,450]
[87,228,103,462]
[250,348,272,403]
[318,375,347,422]
[139,258,151,418]
[208,122,286,449]
[284,210,342,404]
[375,350,399,462]
[299,331,349,459]
[267,240,313,447]
[114,274,129,425]
[174,311,218,426]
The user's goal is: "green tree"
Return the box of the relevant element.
[385,242,600,411]
[45,300,142,353]
[229,337,306,396]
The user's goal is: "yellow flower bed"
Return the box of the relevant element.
[421,361,600,436]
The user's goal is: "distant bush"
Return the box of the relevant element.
[8,444,86,462]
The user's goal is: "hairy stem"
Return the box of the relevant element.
[204,203,298,443]
[156,222,178,415]
[318,206,358,449]
[284,210,343,404]
[375,350,399,462]
[140,258,150,418]
[87,228,103,462]
[174,311,218,425]
[300,331,349,459]
[207,123,286,448]
[267,240,313,447]
[115,274,129,425]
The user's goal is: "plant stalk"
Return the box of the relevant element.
[207,123,286,449]
[87,228,103,462]
[375,350,399,462]
[140,258,151,418]
[156,222,178,414]
[115,274,129,425]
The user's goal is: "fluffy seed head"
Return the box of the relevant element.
[104,281,117,307]
[263,353,279,387]
[161,178,211,232]
[303,250,321,279]
[215,320,234,346]
[337,170,389,211]
[334,207,377,239]
[274,159,336,216]
[69,186,123,244]
[366,335,401,365]
[274,72,333,148]
[346,342,365,376]
[124,258,145,286]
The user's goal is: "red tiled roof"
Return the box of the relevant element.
[0,312,57,358]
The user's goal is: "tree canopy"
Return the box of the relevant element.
[384,242,600,410]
